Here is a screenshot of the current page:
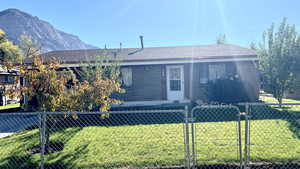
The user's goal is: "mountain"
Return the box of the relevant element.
[0,8,97,51]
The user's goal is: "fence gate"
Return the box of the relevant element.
[189,105,243,169]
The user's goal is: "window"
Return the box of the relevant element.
[4,76,14,84]
[208,64,226,81]
[199,64,208,84]
[120,68,132,87]
[169,67,181,91]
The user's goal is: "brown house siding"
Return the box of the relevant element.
[235,61,260,101]
[189,63,205,101]
[115,65,165,101]
[114,61,259,102]
[189,61,259,102]
[184,64,190,99]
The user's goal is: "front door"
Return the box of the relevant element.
[166,65,184,101]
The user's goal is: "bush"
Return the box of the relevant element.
[207,78,251,104]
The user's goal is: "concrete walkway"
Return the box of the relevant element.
[0,133,13,138]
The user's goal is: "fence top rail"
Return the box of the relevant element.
[196,105,239,108]
[0,109,186,116]
[0,112,39,116]
[191,105,241,116]
[238,102,300,106]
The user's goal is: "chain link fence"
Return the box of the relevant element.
[0,103,300,169]
[0,112,40,169]
[0,108,188,169]
[190,105,243,169]
[241,103,300,169]
[188,103,300,169]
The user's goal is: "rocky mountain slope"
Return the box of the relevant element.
[0,8,96,51]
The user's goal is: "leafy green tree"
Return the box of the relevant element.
[17,35,124,152]
[0,29,22,64]
[76,54,120,84]
[0,29,22,105]
[258,18,300,104]
[20,53,124,152]
[72,53,123,112]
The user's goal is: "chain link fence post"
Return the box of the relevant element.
[190,106,196,169]
[237,108,243,169]
[39,112,46,169]
[183,105,191,169]
[244,103,250,169]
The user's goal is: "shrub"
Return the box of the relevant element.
[207,78,251,104]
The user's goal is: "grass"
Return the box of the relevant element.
[0,123,186,169]
[0,109,299,169]
[0,103,20,110]
[0,95,299,168]
[259,92,300,113]
[260,92,300,103]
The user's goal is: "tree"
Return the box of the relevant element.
[0,29,22,64]
[18,37,124,152]
[216,34,227,44]
[71,53,123,112]
[258,18,300,104]
[76,53,120,84]
[0,29,23,105]
[19,34,42,59]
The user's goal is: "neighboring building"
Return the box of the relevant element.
[26,42,260,106]
[0,67,19,105]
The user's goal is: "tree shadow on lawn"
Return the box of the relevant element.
[43,144,88,169]
[287,114,300,139]
[0,127,83,169]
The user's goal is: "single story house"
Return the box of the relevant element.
[29,42,259,106]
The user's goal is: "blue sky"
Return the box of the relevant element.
[1,0,299,48]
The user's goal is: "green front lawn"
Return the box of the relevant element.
[0,123,186,169]
[0,112,299,168]
[0,103,20,110]
[260,92,300,103]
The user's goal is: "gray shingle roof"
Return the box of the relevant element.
[26,44,257,64]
